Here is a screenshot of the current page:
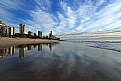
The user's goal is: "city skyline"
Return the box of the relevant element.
[0,0,121,37]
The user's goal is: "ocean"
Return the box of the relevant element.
[0,38,121,81]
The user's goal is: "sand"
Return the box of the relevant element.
[0,37,59,48]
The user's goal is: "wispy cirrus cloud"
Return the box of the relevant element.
[1,0,121,37]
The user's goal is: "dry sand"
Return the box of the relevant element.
[0,37,59,48]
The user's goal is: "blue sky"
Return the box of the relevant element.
[0,0,121,37]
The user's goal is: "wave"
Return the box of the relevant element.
[88,42,121,53]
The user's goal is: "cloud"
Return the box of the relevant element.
[1,0,121,38]
[23,9,56,35]
[35,0,51,11]
[74,0,121,33]
[0,0,28,25]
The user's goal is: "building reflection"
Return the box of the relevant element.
[48,43,58,51]
[8,47,12,55]
[0,49,5,59]
[49,43,52,51]
[0,43,59,59]
[27,44,32,50]
[0,46,16,59]
[18,45,25,58]
[5,48,9,55]
[38,44,42,51]
[12,46,16,55]
[33,44,37,49]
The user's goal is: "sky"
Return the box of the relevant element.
[0,0,121,38]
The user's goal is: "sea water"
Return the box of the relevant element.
[0,40,121,81]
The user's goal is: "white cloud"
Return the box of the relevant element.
[74,0,121,33]
[23,0,121,37]
[0,0,24,30]
[0,0,22,10]
[0,0,27,25]
[66,7,76,28]
[1,0,121,38]
[23,8,56,35]
[35,0,51,11]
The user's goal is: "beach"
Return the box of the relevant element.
[0,37,59,48]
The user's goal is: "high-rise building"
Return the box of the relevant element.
[0,20,8,37]
[49,31,52,38]
[0,20,2,24]
[0,20,15,37]
[13,27,16,37]
[28,31,32,38]
[19,24,25,34]
[0,23,2,37]
[9,27,15,38]
[5,26,9,36]
[34,33,37,38]
[0,20,2,35]
[38,31,42,38]
[19,24,25,38]
[1,24,8,36]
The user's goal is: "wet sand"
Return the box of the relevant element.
[0,37,59,48]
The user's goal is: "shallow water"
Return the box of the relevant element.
[0,42,121,81]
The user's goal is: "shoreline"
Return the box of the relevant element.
[0,37,59,48]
